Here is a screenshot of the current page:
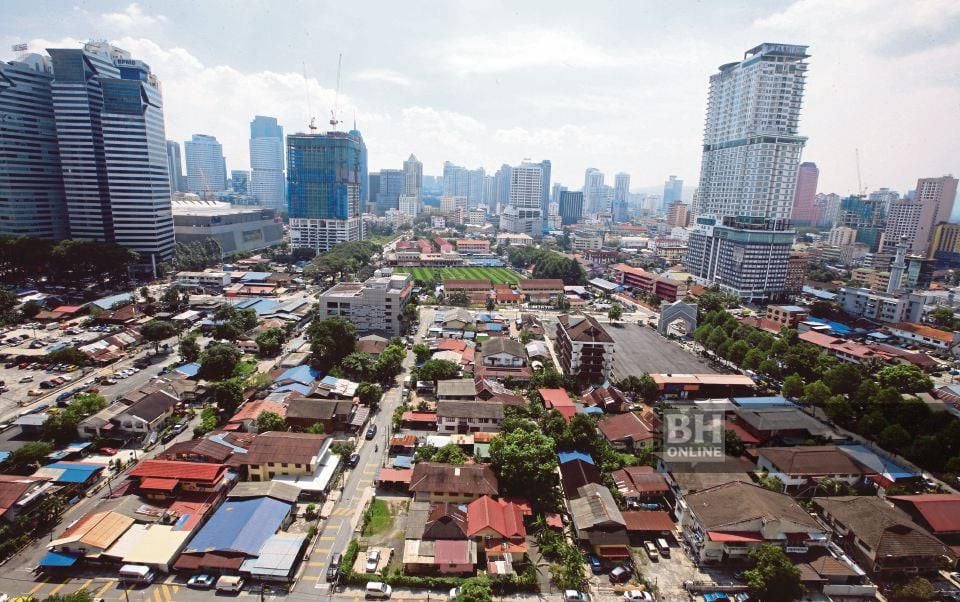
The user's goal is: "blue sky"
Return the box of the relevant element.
[3,0,959,195]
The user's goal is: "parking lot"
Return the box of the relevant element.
[607,323,717,379]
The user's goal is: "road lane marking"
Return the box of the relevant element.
[47,580,70,596]
[95,580,114,597]
[319,535,336,541]
[27,577,49,595]
[162,584,173,602]
[74,578,94,594]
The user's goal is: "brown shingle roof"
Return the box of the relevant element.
[436,400,504,420]
[228,432,327,467]
[409,463,498,496]
[558,313,614,343]
[598,412,656,443]
[284,398,352,421]
[687,481,824,532]
[813,496,955,561]
[128,460,227,484]
[611,466,669,497]
[480,337,526,359]
[759,445,865,476]
[158,438,235,463]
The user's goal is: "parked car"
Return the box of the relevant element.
[365,549,381,573]
[18,376,33,383]
[347,453,361,468]
[365,425,378,440]
[99,447,119,456]
[643,541,659,561]
[187,574,215,589]
[622,591,653,602]
[609,565,631,584]
[587,554,603,574]
[326,552,342,582]
[563,591,588,602]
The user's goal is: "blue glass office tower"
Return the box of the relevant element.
[287,131,364,252]
[349,125,368,206]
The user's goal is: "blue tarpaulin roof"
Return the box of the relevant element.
[802,286,837,301]
[838,444,918,481]
[235,297,280,316]
[393,456,413,468]
[40,550,81,567]
[582,406,604,415]
[184,496,291,556]
[273,383,312,395]
[90,292,133,310]
[44,461,103,483]
[0,451,10,463]
[558,451,595,465]
[277,365,319,386]
[240,272,273,282]
[174,362,201,377]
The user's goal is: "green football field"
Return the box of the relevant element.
[396,266,521,285]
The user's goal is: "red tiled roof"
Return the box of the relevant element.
[723,420,760,445]
[622,510,674,532]
[376,468,413,484]
[889,322,956,344]
[128,460,226,483]
[139,477,179,491]
[467,495,525,539]
[540,388,573,407]
[228,399,286,423]
[402,411,437,423]
[611,466,670,496]
[708,530,764,542]
[53,305,84,313]
[434,539,471,565]
[889,494,960,533]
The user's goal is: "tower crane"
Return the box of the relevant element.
[329,53,342,130]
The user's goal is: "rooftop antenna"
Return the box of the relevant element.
[329,53,342,130]
[303,62,317,132]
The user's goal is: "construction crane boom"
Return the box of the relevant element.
[329,53,342,129]
[303,62,317,132]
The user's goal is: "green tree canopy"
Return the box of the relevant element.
[179,333,201,363]
[357,382,383,409]
[800,380,832,407]
[489,428,558,510]
[254,327,285,357]
[416,359,461,383]
[412,343,431,363]
[207,378,245,414]
[256,411,286,433]
[455,576,492,602]
[140,320,178,352]
[744,545,803,602]
[876,364,933,394]
[608,303,623,323]
[308,317,357,370]
[200,343,242,380]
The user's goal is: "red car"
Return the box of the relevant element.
[99,447,119,456]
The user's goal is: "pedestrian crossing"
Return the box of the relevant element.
[13,577,180,601]
[330,506,355,516]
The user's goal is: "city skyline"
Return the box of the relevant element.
[4,0,958,195]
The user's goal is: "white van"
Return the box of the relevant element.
[365,582,392,599]
[656,538,671,557]
[215,575,244,593]
[119,564,155,584]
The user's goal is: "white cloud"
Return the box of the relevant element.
[352,68,414,87]
[437,27,637,74]
[100,3,168,30]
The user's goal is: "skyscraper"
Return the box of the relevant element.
[375,169,405,215]
[614,173,630,203]
[559,191,583,226]
[913,176,959,256]
[663,175,683,211]
[467,168,486,206]
[551,183,567,205]
[349,124,367,205]
[583,168,604,215]
[403,154,423,197]
[790,162,819,225]
[685,43,809,302]
[287,130,364,252]
[499,161,543,234]
[838,195,885,251]
[249,115,285,210]
[539,160,552,218]
[166,141,185,193]
[0,53,68,239]
[494,164,512,207]
[49,41,174,267]
[230,170,250,194]
[185,134,227,195]
[442,162,469,197]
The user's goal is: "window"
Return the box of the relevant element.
[295,464,302,469]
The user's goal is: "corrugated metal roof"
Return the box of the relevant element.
[184,496,290,556]
[247,533,306,577]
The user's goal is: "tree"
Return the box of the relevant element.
[342,352,376,381]
[357,382,383,409]
[307,422,326,435]
[879,424,911,452]
[876,364,933,393]
[489,428,558,509]
[254,327,285,357]
[10,442,53,468]
[308,317,356,370]
[200,343,241,380]
[427,443,468,465]
[330,440,354,456]
[412,343,431,364]
[455,576,492,602]
[160,286,185,311]
[608,303,623,323]
[823,363,862,396]
[179,334,201,363]
[744,545,803,602]
[728,340,749,365]
[824,395,854,424]
[374,344,406,381]
[801,380,832,407]
[725,429,746,457]
[212,322,241,341]
[758,474,784,492]
[893,576,936,601]
[780,373,804,399]
[416,359,461,383]
[743,348,764,371]
[485,298,496,312]
[929,306,956,329]
[618,374,660,403]
[446,290,470,306]
[140,320,177,353]
[207,378,245,414]
[20,300,42,319]
[256,411,286,433]
[233,307,259,332]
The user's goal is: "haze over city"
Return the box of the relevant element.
[4,0,959,193]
